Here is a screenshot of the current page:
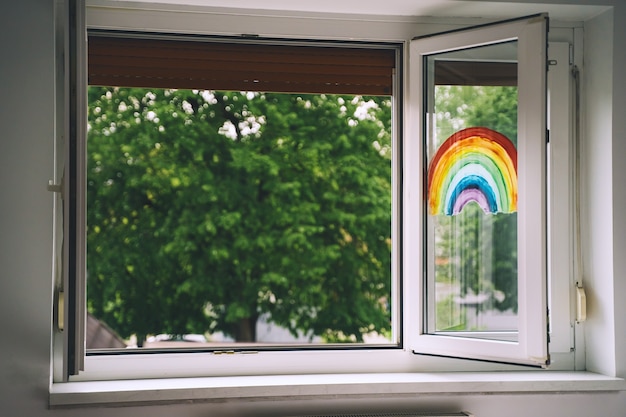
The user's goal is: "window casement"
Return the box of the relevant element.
[67,30,404,379]
[406,15,550,367]
[85,33,400,351]
[57,10,560,383]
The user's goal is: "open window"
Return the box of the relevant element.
[60,8,553,382]
[407,15,549,367]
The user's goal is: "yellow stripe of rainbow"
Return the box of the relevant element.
[427,127,518,216]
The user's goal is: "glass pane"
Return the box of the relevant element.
[424,41,519,340]
[86,88,394,350]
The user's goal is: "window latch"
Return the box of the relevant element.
[47,180,63,194]
[575,282,587,323]
[57,290,64,331]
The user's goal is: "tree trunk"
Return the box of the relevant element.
[233,316,258,342]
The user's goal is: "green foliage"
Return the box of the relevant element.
[433,85,517,146]
[87,88,392,344]
[433,85,519,324]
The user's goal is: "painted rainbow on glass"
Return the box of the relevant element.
[427,126,517,216]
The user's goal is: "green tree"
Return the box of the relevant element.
[87,88,392,344]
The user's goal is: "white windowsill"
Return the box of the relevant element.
[49,371,626,408]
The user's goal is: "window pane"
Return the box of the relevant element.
[86,88,393,349]
[424,41,519,340]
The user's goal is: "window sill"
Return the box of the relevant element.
[49,371,626,408]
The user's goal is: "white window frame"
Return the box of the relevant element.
[52,1,583,388]
[406,15,549,367]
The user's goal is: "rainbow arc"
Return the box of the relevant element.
[427,127,517,216]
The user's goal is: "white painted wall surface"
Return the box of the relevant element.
[582,6,616,378]
[0,0,625,416]
[608,3,626,381]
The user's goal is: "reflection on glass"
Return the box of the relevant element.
[424,41,519,340]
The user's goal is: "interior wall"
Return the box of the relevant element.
[37,392,626,417]
[609,3,626,380]
[0,0,57,415]
[0,1,624,416]
[581,7,616,377]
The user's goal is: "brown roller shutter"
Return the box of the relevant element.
[88,34,396,96]
[435,61,517,86]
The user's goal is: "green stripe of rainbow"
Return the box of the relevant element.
[427,127,517,216]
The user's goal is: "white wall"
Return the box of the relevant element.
[0,0,58,415]
[0,1,625,416]
[582,6,616,377]
[608,3,626,381]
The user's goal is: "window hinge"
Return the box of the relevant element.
[546,307,550,342]
[213,350,258,355]
[547,59,557,73]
